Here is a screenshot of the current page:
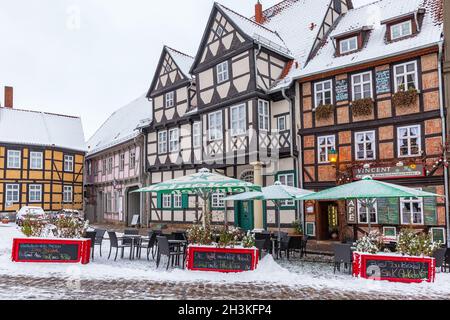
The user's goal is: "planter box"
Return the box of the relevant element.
[353,252,435,283]
[186,245,259,273]
[12,238,91,265]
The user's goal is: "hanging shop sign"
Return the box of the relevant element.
[346,200,357,224]
[353,164,425,180]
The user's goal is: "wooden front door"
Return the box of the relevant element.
[235,201,254,231]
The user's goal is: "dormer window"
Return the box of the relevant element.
[390,20,412,40]
[339,36,358,55]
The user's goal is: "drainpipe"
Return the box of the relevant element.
[437,41,450,248]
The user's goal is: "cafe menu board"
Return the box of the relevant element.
[187,246,258,273]
[353,253,435,283]
[12,238,91,264]
[335,79,348,102]
[376,70,391,94]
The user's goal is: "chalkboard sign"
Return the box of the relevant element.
[187,247,258,273]
[18,243,79,262]
[376,70,391,94]
[377,198,399,225]
[365,259,430,281]
[335,79,348,102]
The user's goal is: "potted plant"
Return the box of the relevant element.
[315,103,335,120]
[351,98,374,117]
[1,214,9,224]
[392,84,418,109]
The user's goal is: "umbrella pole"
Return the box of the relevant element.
[276,201,281,260]
[367,198,371,234]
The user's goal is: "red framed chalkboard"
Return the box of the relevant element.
[186,246,259,273]
[12,238,91,265]
[353,252,435,283]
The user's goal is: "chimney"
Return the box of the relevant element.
[255,1,265,24]
[4,86,13,109]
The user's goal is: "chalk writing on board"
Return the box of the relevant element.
[366,259,430,280]
[18,243,79,261]
[193,250,253,271]
[376,70,391,94]
[335,79,348,102]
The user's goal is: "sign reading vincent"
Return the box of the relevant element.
[353,165,425,180]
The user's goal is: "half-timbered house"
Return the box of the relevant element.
[143,1,352,231]
[0,87,86,219]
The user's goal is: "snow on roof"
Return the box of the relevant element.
[0,107,86,152]
[86,95,152,156]
[290,0,444,80]
[165,46,195,80]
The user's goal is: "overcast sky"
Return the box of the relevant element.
[0,0,374,140]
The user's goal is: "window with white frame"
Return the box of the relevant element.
[230,104,246,136]
[7,150,21,169]
[390,20,412,40]
[355,131,376,160]
[63,185,73,203]
[162,194,171,208]
[279,173,295,206]
[130,150,136,169]
[64,155,74,172]
[394,61,418,92]
[217,61,229,83]
[314,80,333,108]
[173,194,182,208]
[211,193,225,208]
[169,128,179,152]
[339,36,358,54]
[358,200,378,224]
[318,135,336,163]
[105,192,112,212]
[258,100,269,131]
[107,157,113,174]
[216,26,224,37]
[158,131,168,153]
[5,184,19,203]
[165,91,174,108]
[30,152,43,170]
[352,72,373,100]
[208,111,223,141]
[401,192,424,225]
[29,184,42,203]
[119,153,125,171]
[193,122,202,148]
[102,159,107,175]
[277,116,286,132]
[398,125,421,157]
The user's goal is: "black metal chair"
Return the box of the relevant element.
[255,239,266,260]
[254,232,272,253]
[156,236,185,270]
[444,248,450,273]
[301,235,309,257]
[85,231,97,259]
[333,243,353,274]
[137,231,158,260]
[107,231,132,261]
[433,248,447,272]
[172,231,187,241]
[94,229,106,257]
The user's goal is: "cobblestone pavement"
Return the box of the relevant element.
[1,275,448,300]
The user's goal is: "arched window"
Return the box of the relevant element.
[239,170,254,183]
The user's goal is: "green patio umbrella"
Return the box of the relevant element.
[301,176,443,232]
[224,182,315,258]
[133,168,261,228]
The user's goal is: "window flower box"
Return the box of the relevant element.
[351,98,374,117]
[314,104,335,120]
[392,87,418,109]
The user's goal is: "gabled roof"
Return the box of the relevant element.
[86,95,152,156]
[0,107,86,152]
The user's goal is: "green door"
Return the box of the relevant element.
[235,201,254,231]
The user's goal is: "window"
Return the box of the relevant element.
[64,155,74,172]
[130,150,136,169]
[279,173,295,206]
[401,193,424,225]
[355,131,376,160]
[391,20,412,40]
[258,100,269,131]
[63,186,73,203]
[29,185,42,203]
[339,36,358,54]
[430,228,446,244]
[208,111,223,141]
[217,61,229,83]
[358,200,378,224]
[173,194,182,208]
[158,131,168,153]
[107,157,113,174]
[105,192,112,212]
[394,61,418,92]
[352,72,373,100]
[211,193,225,208]
[230,104,246,136]
[193,122,202,148]
[162,194,171,208]
[7,150,21,169]
[277,116,286,132]
[30,152,43,170]
[169,128,179,152]
[87,161,92,176]
[318,135,336,163]
[398,125,421,157]
[216,26,224,37]
[102,159,107,175]
[165,91,174,108]
[119,153,125,171]
[5,184,19,203]
[314,80,333,108]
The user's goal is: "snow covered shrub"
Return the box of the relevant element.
[355,230,383,254]
[392,85,418,109]
[21,216,46,237]
[53,217,89,239]
[397,228,441,257]
[351,98,374,117]
[315,104,335,120]
[187,224,213,245]
[216,226,245,248]
[242,232,255,248]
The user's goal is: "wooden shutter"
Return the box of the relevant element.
[423,187,437,226]
[182,194,189,209]
[156,192,162,209]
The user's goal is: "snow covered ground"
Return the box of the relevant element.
[1,223,450,299]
